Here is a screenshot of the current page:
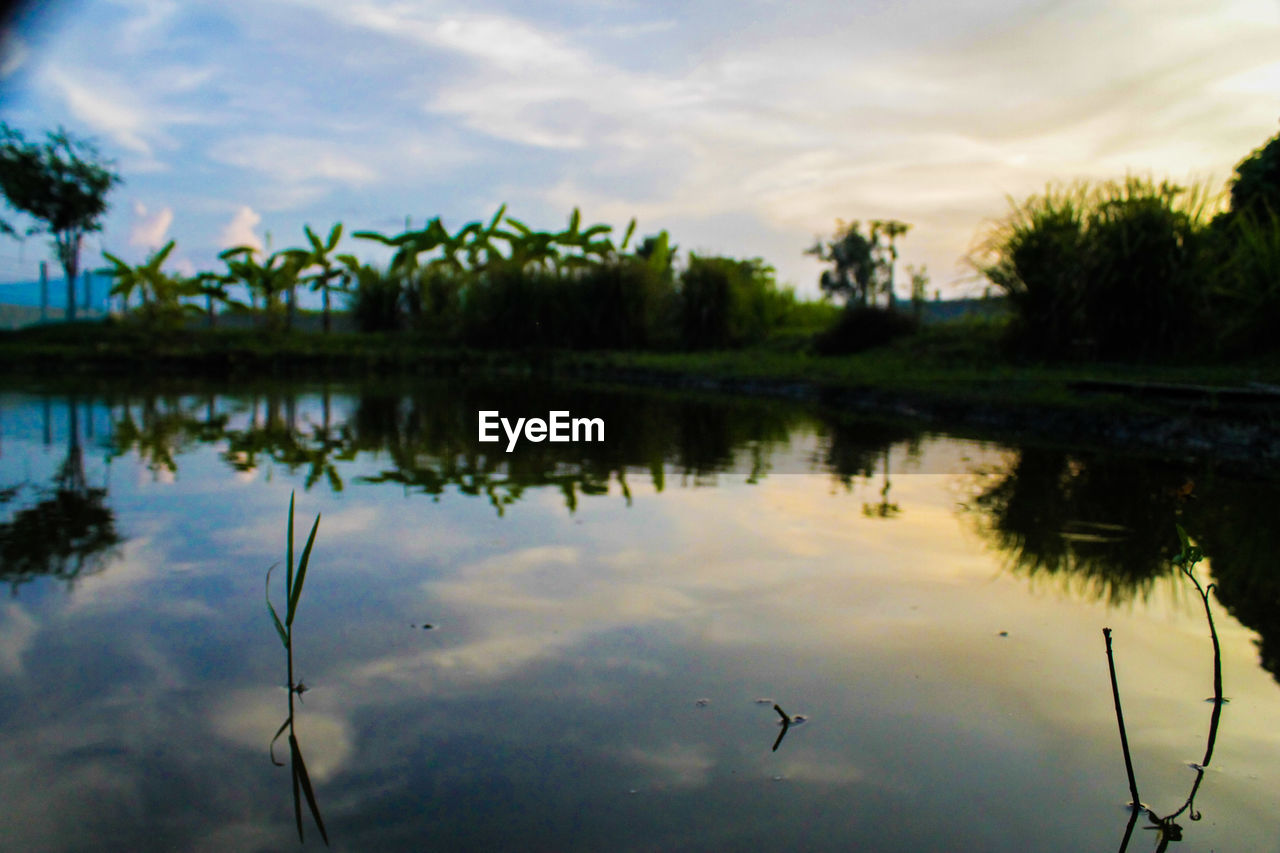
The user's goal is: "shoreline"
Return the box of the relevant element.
[3,323,1278,475]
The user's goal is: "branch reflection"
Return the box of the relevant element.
[1108,528,1226,853]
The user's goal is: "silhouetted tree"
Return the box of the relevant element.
[0,125,121,321]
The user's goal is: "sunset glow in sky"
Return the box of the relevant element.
[1,0,1278,297]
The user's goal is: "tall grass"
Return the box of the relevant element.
[1212,209,1280,356]
[974,177,1220,360]
[973,182,1090,358]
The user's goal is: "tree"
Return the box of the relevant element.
[282,223,349,333]
[907,264,929,322]
[869,219,911,310]
[219,246,302,331]
[1229,127,1280,221]
[0,124,121,321]
[806,220,879,306]
[101,240,210,328]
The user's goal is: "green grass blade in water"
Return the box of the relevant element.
[286,492,296,603]
[286,512,320,627]
[265,564,289,649]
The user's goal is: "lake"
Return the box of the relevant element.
[1,378,1277,851]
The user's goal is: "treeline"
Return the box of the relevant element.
[973,128,1280,361]
[102,207,811,351]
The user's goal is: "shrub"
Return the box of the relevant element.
[974,177,1216,361]
[574,257,678,350]
[405,265,464,340]
[348,265,403,333]
[1212,209,1280,355]
[1229,129,1280,222]
[678,255,787,349]
[813,305,918,355]
[1078,178,1212,360]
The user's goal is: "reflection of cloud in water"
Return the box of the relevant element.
[211,688,353,783]
[0,603,38,676]
[774,756,865,785]
[622,743,715,789]
[343,481,998,693]
[63,536,164,611]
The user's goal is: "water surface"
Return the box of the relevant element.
[1,380,1278,851]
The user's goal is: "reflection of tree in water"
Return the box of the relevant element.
[820,419,919,519]
[1186,480,1280,680]
[350,384,803,514]
[222,387,353,492]
[963,447,1280,684]
[963,448,1188,604]
[108,391,228,476]
[0,398,121,593]
[101,381,811,515]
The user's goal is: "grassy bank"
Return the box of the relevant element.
[3,315,1278,415]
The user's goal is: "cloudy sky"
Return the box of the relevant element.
[0,0,1277,298]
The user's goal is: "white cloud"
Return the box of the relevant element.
[128,201,173,249]
[10,0,1280,295]
[42,65,153,155]
[208,135,378,186]
[219,205,263,252]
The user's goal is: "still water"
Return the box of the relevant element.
[1,379,1278,851]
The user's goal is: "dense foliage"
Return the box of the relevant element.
[973,127,1280,361]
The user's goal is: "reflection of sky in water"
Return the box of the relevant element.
[0,389,1278,850]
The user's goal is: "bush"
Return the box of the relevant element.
[460,258,679,351]
[1212,210,1280,355]
[574,257,678,350]
[813,305,918,355]
[1078,179,1211,360]
[976,185,1089,359]
[678,255,788,349]
[405,265,464,340]
[1229,130,1280,222]
[349,265,403,333]
[974,177,1215,361]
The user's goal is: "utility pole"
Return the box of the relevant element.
[39,260,47,323]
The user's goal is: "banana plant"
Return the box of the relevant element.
[492,216,561,273]
[101,241,207,326]
[185,270,244,329]
[635,229,676,279]
[101,240,177,310]
[553,208,635,271]
[353,218,450,276]
[219,246,302,331]
[282,223,348,333]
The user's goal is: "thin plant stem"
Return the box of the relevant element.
[1103,627,1141,807]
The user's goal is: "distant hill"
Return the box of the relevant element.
[0,274,113,313]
